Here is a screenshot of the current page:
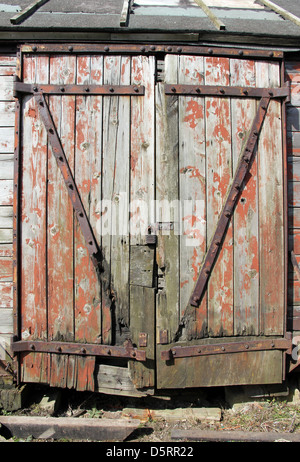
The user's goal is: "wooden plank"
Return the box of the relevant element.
[205,57,233,337]
[0,206,13,227]
[230,58,259,336]
[20,54,48,344]
[0,56,17,67]
[288,181,300,206]
[0,282,13,307]
[256,61,284,336]
[102,55,131,340]
[0,228,12,244]
[0,257,13,282]
[128,285,155,389]
[0,308,13,334]
[288,157,300,181]
[0,127,14,153]
[0,154,14,179]
[10,0,50,25]
[0,102,15,126]
[130,55,155,246]
[287,132,300,156]
[120,0,130,26]
[194,0,226,30]
[47,55,76,343]
[0,76,14,101]
[157,344,282,388]
[74,55,102,344]
[130,245,155,287]
[155,56,180,343]
[0,243,12,257]
[288,206,300,228]
[0,180,13,205]
[178,55,207,340]
[95,364,149,397]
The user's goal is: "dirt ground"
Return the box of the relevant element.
[1,385,300,442]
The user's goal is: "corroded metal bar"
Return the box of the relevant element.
[14,82,145,96]
[165,84,290,99]
[34,91,101,269]
[161,336,292,361]
[12,340,146,361]
[189,96,271,307]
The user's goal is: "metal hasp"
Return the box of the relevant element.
[12,340,146,361]
[161,335,293,361]
[180,83,291,308]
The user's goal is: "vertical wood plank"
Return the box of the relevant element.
[178,55,207,339]
[74,55,102,344]
[230,59,259,335]
[205,57,233,337]
[256,61,284,335]
[130,56,155,245]
[102,55,131,343]
[21,55,48,342]
[155,55,180,343]
[47,55,76,342]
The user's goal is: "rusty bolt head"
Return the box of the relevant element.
[80,348,86,355]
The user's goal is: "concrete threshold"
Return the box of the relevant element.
[0,415,139,442]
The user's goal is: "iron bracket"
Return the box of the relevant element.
[12,339,146,362]
[13,81,145,96]
[161,334,293,361]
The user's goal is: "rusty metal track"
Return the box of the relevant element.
[20,43,284,60]
[12,340,146,361]
[14,81,145,96]
[165,83,290,99]
[189,96,271,307]
[33,91,101,268]
[161,336,292,361]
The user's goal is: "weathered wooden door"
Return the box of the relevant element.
[14,51,156,391]
[156,54,290,388]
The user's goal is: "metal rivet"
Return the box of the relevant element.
[239,50,244,56]
[57,346,62,352]
[198,349,201,354]
[32,46,37,52]
[172,350,176,356]
[220,88,225,94]
[171,87,176,93]
[140,46,146,52]
[68,46,73,52]
[80,348,86,354]
[167,46,172,52]
[208,48,213,54]
[85,87,90,92]
[79,212,83,217]
[204,269,210,275]
[30,344,35,351]
[150,45,156,51]
[49,128,54,134]
[269,91,273,96]
[196,88,201,93]
[131,351,136,358]
[221,346,225,351]
[33,86,38,92]
[269,52,274,58]
[177,47,182,52]
[60,87,65,92]
[107,349,111,355]
[134,86,139,93]
[243,89,248,95]
[271,343,275,348]
[245,344,249,349]
[109,87,114,93]
[104,46,109,52]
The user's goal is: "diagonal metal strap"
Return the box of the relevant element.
[189,96,271,307]
[34,91,101,269]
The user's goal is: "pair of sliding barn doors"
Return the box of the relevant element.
[13,48,289,391]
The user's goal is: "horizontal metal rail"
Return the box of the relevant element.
[165,83,290,99]
[14,82,145,96]
[20,43,284,60]
[12,340,146,361]
[161,336,292,361]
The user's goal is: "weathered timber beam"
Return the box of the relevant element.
[260,0,300,28]
[10,0,49,25]
[120,0,131,27]
[194,0,226,30]
[12,340,146,361]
